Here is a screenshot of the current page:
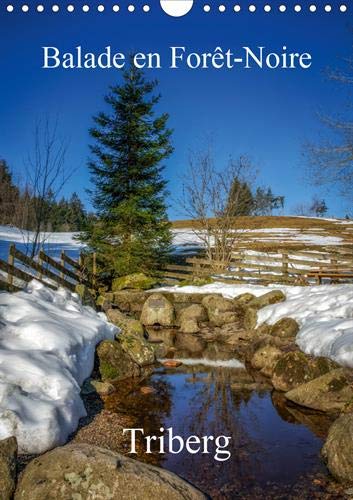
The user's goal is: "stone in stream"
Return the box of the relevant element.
[106,308,145,337]
[201,295,241,327]
[97,340,140,382]
[250,345,283,378]
[119,333,156,367]
[140,293,176,327]
[271,351,339,392]
[233,293,255,306]
[15,443,207,500]
[178,304,208,334]
[270,318,299,338]
[285,368,353,413]
[0,436,17,500]
[162,360,183,368]
[81,378,116,396]
[322,412,353,483]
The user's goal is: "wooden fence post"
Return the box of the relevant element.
[38,250,43,281]
[282,252,288,282]
[60,250,65,280]
[92,252,97,288]
[7,244,15,291]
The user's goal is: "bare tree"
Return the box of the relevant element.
[305,47,353,208]
[179,150,256,270]
[23,117,73,257]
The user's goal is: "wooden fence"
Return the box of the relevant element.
[0,244,96,293]
[162,246,353,285]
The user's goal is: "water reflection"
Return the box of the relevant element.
[105,360,333,498]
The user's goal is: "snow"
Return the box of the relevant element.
[0,225,84,262]
[159,282,353,369]
[0,281,117,454]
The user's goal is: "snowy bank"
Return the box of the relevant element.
[0,281,117,454]
[159,282,353,369]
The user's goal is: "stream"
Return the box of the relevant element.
[102,358,338,499]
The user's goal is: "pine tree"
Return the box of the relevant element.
[226,177,254,216]
[82,63,173,279]
[0,160,20,225]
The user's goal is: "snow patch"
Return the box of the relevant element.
[0,281,117,454]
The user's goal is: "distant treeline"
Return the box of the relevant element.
[0,159,93,232]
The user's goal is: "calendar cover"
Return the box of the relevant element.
[0,2,353,499]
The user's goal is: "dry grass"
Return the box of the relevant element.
[172,216,353,253]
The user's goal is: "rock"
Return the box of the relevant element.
[91,380,116,396]
[75,284,96,309]
[178,277,214,287]
[81,378,115,396]
[248,290,286,310]
[119,333,156,367]
[243,307,258,330]
[15,443,206,500]
[162,360,182,368]
[251,345,283,378]
[201,295,240,326]
[0,436,17,500]
[170,293,215,304]
[322,413,353,483]
[175,333,206,354]
[112,291,148,314]
[178,304,208,334]
[271,351,338,392]
[112,273,158,291]
[97,340,140,382]
[233,293,255,305]
[140,386,156,395]
[285,368,353,413]
[140,293,175,327]
[255,323,272,336]
[106,309,145,337]
[270,318,299,338]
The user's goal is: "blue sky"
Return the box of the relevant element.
[0,3,352,218]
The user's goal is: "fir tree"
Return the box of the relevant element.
[82,63,173,279]
[226,177,254,216]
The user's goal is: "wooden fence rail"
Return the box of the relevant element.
[160,246,353,285]
[0,244,96,293]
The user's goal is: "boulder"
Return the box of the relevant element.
[248,290,286,310]
[270,318,299,338]
[255,323,272,337]
[112,291,148,314]
[97,340,140,382]
[0,436,17,500]
[272,351,338,392]
[140,293,175,327]
[81,378,116,396]
[91,380,116,396]
[178,304,208,334]
[243,307,258,330]
[322,413,353,482]
[119,333,156,367]
[112,273,158,291]
[233,293,255,305]
[285,368,353,413]
[201,295,240,326]
[175,333,206,354]
[15,443,206,500]
[251,345,283,378]
[106,309,145,337]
